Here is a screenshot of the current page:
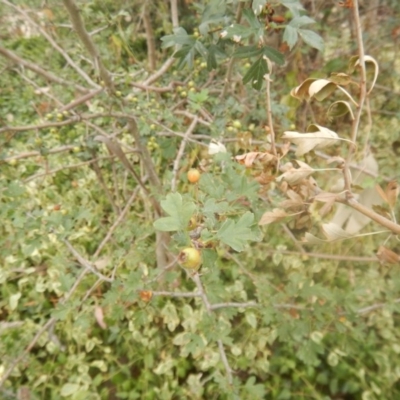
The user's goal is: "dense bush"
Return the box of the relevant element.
[1,0,400,399]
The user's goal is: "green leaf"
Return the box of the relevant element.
[262,46,285,65]
[252,0,267,16]
[233,46,263,59]
[283,25,298,50]
[175,45,196,69]
[185,333,207,355]
[153,193,196,232]
[4,182,26,197]
[207,44,225,70]
[216,212,260,252]
[289,16,316,28]
[203,199,229,216]
[200,0,227,35]
[242,9,261,30]
[161,28,195,48]
[194,40,208,59]
[221,24,252,40]
[298,29,324,51]
[281,0,305,17]
[61,383,80,397]
[59,273,75,292]
[153,216,181,231]
[199,173,226,198]
[242,56,269,90]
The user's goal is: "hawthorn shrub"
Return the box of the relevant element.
[1,0,400,399]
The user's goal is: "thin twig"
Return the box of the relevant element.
[0,46,87,93]
[221,2,243,99]
[63,239,114,282]
[62,0,114,92]
[354,298,400,315]
[4,145,76,161]
[336,197,400,235]
[94,185,143,258]
[142,3,156,70]
[171,117,198,191]
[23,155,116,183]
[191,273,236,393]
[265,72,277,156]
[59,88,104,112]
[142,57,175,86]
[344,0,368,193]
[2,0,100,89]
[265,249,378,263]
[210,302,257,311]
[152,291,202,298]
[281,223,306,254]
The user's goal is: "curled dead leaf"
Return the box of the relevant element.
[282,125,339,156]
[386,180,399,209]
[235,151,276,167]
[276,160,314,185]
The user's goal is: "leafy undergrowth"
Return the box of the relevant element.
[1,1,400,399]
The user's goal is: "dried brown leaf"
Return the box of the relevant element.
[235,151,275,168]
[282,125,339,156]
[386,180,399,209]
[94,306,107,329]
[376,246,400,265]
[314,192,338,203]
[276,160,314,185]
[259,208,288,225]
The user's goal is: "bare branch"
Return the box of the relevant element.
[265,72,277,156]
[142,57,175,86]
[336,196,400,235]
[191,273,236,392]
[171,116,198,191]
[94,185,143,258]
[170,0,179,29]
[63,238,114,282]
[210,302,258,311]
[62,0,114,92]
[344,0,368,192]
[2,0,100,90]
[0,45,87,93]
[152,291,202,298]
[142,3,156,70]
[4,145,76,162]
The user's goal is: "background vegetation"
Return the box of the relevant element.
[1,0,400,399]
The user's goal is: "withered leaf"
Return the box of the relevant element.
[259,208,288,225]
[376,246,400,265]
